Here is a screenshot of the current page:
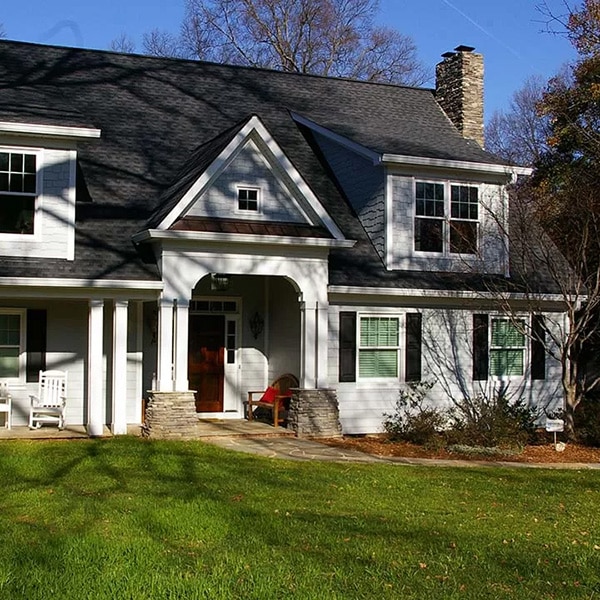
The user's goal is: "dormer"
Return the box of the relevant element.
[0,121,101,260]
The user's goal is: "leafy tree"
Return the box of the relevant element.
[117,0,428,85]
[511,0,600,436]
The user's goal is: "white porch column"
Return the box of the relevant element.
[87,299,104,436]
[316,301,329,388]
[112,299,128,435]
[173,298,190,391]
[301,300,317,389]
[156,297,174,391]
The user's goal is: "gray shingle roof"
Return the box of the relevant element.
[0,40,516,290]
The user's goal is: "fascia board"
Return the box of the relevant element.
[381,153,532,177]
[328,284,566,304]
[0,121,101,140]
[133,228,355,249]
[0,276,162,290]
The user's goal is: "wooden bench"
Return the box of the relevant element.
[247,373,299,427]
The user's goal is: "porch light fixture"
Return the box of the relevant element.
[211,273,230,291]
[249,311,264,339]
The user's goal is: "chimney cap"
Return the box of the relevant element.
[454,45,475,53]
[441,51,456,58]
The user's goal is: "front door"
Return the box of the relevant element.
[188,314,225,412]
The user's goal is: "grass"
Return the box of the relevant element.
[0,437,598,599]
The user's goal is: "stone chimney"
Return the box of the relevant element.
[435,45,484,147]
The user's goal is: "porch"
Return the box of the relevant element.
[0,419,294,440]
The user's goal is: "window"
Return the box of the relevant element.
[414,181,478,255]
[0,311,23,379]
[237,187,258,211]
[0,151,37,234]
[489,318,526,377]
[358,316,400,378]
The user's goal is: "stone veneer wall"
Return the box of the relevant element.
[142,391,198,439]
[287,389,343,438]
[435,47,484,147]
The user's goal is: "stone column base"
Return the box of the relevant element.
[142,390,198,439]
[287,388,343,438]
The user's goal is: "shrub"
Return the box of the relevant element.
[383,381,446,446]
[574,397,600,447]
[446,390,538,449]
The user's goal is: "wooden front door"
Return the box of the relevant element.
[188,314,225,412]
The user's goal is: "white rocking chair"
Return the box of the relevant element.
[29,370,67,430]
[0,382,11,429]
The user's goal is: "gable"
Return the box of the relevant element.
[155,115,345,239]
[183,138,309,225]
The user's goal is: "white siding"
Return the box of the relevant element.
[186,140,309,223]
[329,304,563,435]
[312,132,386,260]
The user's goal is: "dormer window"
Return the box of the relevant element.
[414,181,478,255]
[237,187,259,212]
[0,151,37,235]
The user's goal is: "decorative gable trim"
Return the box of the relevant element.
[290,112,381,164]
[157,115,346,240]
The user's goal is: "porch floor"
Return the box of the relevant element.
[0,420,294,440]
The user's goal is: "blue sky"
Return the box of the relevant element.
[1,0,578,120]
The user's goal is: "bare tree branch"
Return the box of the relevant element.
[161,0,428,85]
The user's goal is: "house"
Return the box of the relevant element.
[0,40,564,436]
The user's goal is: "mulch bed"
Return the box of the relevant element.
[319,435,600,464]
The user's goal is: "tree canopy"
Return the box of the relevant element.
[518,0,600,433]
[113,0,428,86]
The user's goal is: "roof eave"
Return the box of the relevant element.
[133,228,356,249]
[0,121,101,140]
[381,153,532,177]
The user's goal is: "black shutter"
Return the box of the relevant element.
[531,314,546,380]
[26,309,47,382]
[405,312,422,382]
[473,314,489,381]
[339,311,356,382]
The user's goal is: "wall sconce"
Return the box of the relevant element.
[211,273,230,291]
[249,311,264,339]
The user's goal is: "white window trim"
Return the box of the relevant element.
[0,146,43,241]
[489,315,528,381]
[236,185,261,214]
[357,313,403,382]
[413,178,480,257]
[0,308,27,383]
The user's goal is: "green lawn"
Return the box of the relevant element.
[0,438,598,599]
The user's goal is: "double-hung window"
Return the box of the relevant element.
[0,151,37,235]
[489,318,526,377]
[0,310,24,380]
[358,316,400,378]
[415,181,479,255]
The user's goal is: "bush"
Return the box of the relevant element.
[383,381,446,447]
[574,397,600,447]
[446,391,538,449]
